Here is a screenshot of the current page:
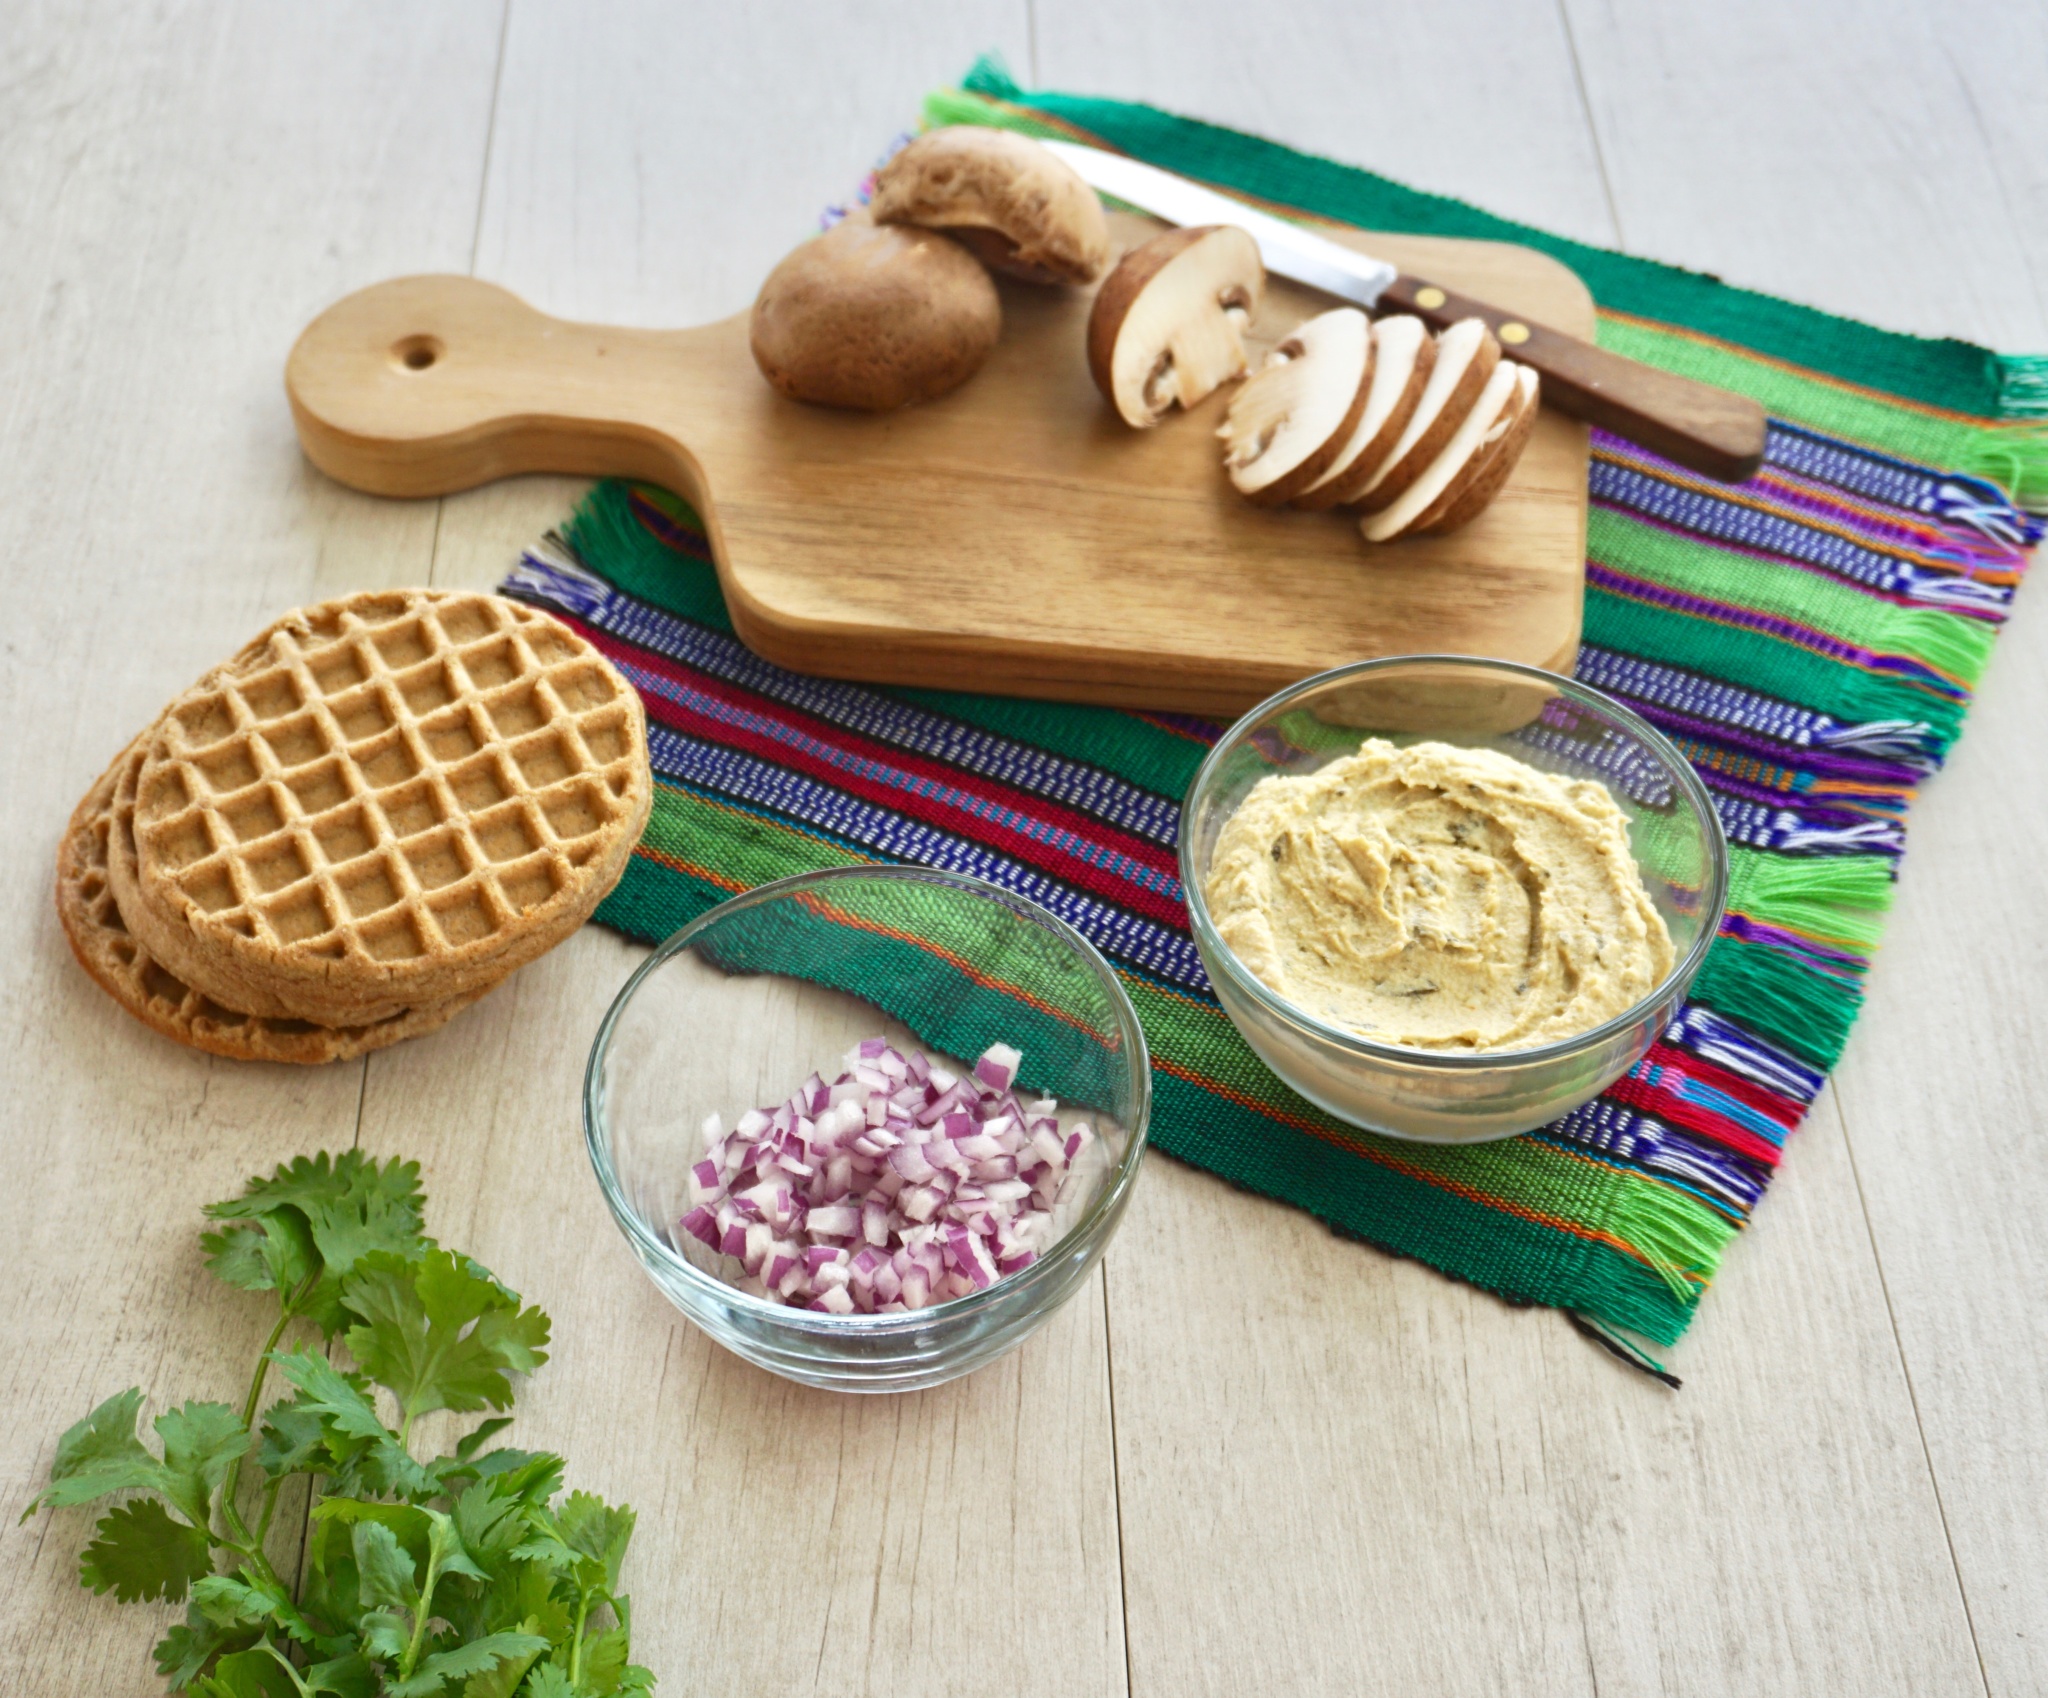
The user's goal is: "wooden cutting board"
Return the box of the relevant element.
[288,211,1592,718]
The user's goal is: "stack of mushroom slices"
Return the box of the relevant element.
[56,588,653,1064]
[1089,225,1541,542]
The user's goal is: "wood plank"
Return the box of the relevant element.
[1104,1096,1982,1697]
[0,0,506,1689]
[1030,0,1624,249]
[354,6,1129,1694]
[281,223,1593,715]
[1025,6,1994,1693]
[1558,6,2048,1690]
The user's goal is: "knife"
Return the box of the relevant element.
[1042,139,1767,484]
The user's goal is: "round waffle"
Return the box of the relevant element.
[125,589,652,1026]
[58,745,497,1064]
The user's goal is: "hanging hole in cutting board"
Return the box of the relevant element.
[392,335,442,372]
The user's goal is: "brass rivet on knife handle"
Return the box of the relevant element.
[1378,274,1767,483]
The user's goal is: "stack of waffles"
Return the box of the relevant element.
[56,588,652,1063]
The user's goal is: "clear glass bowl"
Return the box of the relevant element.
[583,866,1150,1392]
[1179,655,1728,1144]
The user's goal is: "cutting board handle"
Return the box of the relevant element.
[285,274,714,501]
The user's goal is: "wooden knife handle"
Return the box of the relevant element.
[1377,274,1767,483]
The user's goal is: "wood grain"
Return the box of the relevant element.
[286,215,1593,716]
[1103,1096,1983,1697]
[1556,3,2048,1690]
[0,0,506,1689]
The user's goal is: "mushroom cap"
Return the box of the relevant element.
[1086,225,1265,428]
[750,214,1001,411]
[871,127,1111,286]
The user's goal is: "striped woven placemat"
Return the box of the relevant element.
[501,62,2043,1363]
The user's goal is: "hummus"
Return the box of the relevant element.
[1203,739,1674,1053]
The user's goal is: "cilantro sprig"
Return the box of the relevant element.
[22,1151,653,1697]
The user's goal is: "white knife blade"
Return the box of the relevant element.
[1041,139,1399,307]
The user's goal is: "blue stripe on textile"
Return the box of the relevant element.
[1540,1098,1765,1215]
[1589,455,2014,613]
[1506,718,1905,855]
[645,724,1213,993]
[1759,423,2047,548]
[1629,1060,1791,1147]
[508,547,1187,846]
[1663,1006,1826,1101]
[609,652,1188,906]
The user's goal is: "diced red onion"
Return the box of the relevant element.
[675,1040,1096,1312]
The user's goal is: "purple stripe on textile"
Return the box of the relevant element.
[617,652,1187,904]
[1587,561,1971,697]
[509,547,1188,846]
[1663,1006,1826,1101]
[1540,1098,1766,1215]
[1590,456,2015,614]
[644,724,1213,993]
[1717,914,1871,974]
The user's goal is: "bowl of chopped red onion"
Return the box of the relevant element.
[583,865,1150,1392]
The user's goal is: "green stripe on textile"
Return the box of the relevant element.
[1598,318,2048,506]
[1690,936,1862,1069]
[567,485,731,631]
[1581,587,1969,745]
[1588,509,2000,690]
[892,688,1210,804]
[934,61,2024,423]
[1725,849,1893,950]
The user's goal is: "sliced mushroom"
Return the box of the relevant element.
[749,213,1001,411]
[1086,226,1265,429]
[1216,307,1374,506]
[1362,361,1535,541]
[1409,364,1541,536]
[1351,318,1502,514]
[871,127,1111,286]
[1292,314,1435,511]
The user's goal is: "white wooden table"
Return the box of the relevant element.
[4,5,2043,1694]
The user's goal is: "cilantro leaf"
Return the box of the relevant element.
[352,1519,420,1616]
[386,1628,551,1698]
[553,1492,636,1594]
[192,1570,320,1646]
[155,1400,249,1530]
[209,1152,428,1333]
[255,1395,331,1479]
[21,1387,166,1517]
[454,1417,515,1462]
[78,1497,212,1603]
[449,1616,550,1698]
[190,1643,302,1698]
[155,1601,251,1687]
[525,1666,575,1698]
[342,1250,550,1423]
[201,1208,317,1296]
[268,1347,433,1500]
[578,1623,632,1696]
[301,1652,377,1698]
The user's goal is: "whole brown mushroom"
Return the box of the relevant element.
[871,127,1111,287]
[750,214,1002,411]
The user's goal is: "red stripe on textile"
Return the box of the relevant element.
[1604,1080,1787,1168]
[562,614,1194,930]
[1639,1042,1806,1127]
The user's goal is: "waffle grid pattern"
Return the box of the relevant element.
[56,748,483,1064]
[131,591,649,1012]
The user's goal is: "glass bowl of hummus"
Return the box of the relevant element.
[1179,655,1728,1144]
